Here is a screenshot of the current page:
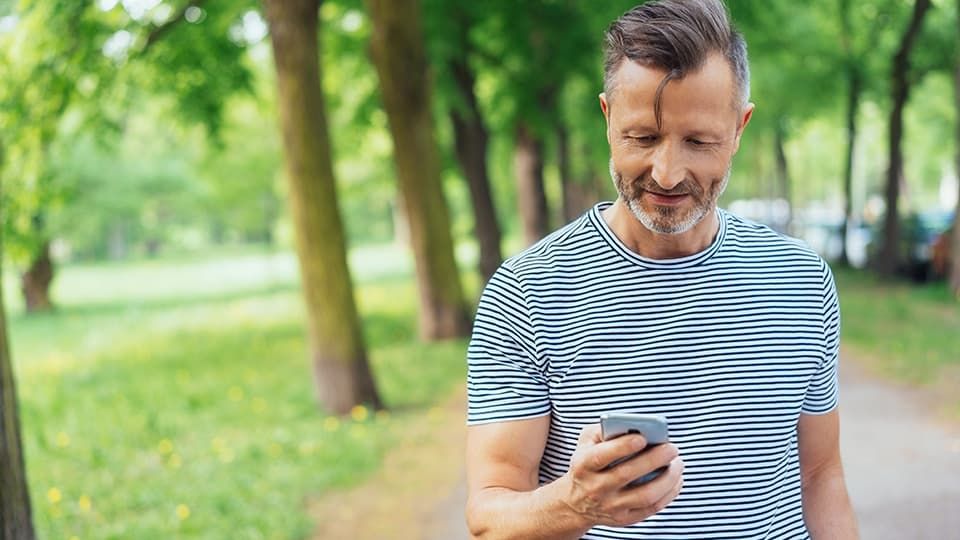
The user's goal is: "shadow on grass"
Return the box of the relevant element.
[9,283,302,322]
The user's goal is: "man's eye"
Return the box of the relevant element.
[629,135,656,143]
[688,139,710,147]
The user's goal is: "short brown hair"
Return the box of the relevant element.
[603,0,749,122]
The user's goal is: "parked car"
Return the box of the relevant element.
[931,224,954,279]
[868,210,956,281]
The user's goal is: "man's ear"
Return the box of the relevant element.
[599,92,610,120]
[599,92,612,144]
[732,102,755,153]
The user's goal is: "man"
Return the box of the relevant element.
[464,1,859,538]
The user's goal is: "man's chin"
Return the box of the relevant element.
[628,200,709,235]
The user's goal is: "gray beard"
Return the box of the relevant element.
[609,158,730,235]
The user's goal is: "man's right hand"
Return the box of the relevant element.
[558,423,684,529]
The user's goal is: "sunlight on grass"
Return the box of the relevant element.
[835,268,959,385]
[9,247,468,539]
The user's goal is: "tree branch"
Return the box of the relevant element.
[138,0,208,56]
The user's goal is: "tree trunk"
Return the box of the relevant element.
[20,241,54,313]
[773,120,793,235]
[839,68,861,267]
[448,47,502,286]
[366,0,470,340]
[950,0,960,298]
[515,123,550,246]
[262,0,382,414]
[0,141,37,539]
[879,0,931,277]
[557,121,577,224]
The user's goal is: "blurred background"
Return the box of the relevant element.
[0,0,957,538]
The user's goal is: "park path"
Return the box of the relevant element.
[309,350,960,539]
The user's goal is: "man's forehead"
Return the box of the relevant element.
[607,54,740,125]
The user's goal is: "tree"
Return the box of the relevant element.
[1,0,255,310]
[835,0,893,266]
[878,0,932,277]
[262,0,382,413]
[950,0,960,298]
[427,1,503,285]
[0,142,36,539]
[365,0,470,339]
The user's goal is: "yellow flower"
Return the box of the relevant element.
[251,397,267,413]
[350,405,369,422]
[323,417,340,432]
[78,495,92,512]
[176,504,190,520]
[218,448,235,464]
[267,442,283,457]
[211,437,225,450]
[69,536,79,540]
[168,453,182,469]
[56,432,71,448]
[228,386,244,401]
[47,487,62,504]
[157,439,173,455]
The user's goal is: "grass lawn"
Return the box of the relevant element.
[7,244,473,540]
[834,268,960,415]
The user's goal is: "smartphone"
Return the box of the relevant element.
[600,413,670,487]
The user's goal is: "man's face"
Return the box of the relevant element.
[600,53,752,235]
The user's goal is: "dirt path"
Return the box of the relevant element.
[307,386,468,540]
[839,353,960,539]
[308,351,960,539]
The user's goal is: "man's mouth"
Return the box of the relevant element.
[644,191,690,205]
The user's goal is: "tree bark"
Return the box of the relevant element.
[366,0,470,339]
[557,121,577,224]
[879,0,931,277]
[515,123,550,246]
[20,240,54,313]
[0,140,37,539]
[448,44,502,285]
[262,0,382,414]
[773,120,793,235]
[950,0,960,298]
[839,68,861,267]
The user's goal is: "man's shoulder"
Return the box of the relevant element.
[722,209,826,267]
[501,209,603,277]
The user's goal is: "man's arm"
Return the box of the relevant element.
[465,415,684,540]
[798,409,859,539]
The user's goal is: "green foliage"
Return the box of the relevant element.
[196,95,283,245]
[0,0,958,272]
[318,1,398,245]
[0,0,261,269]
[11,249,467,539]
[47,110,209,260]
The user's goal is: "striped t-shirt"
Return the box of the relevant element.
[467,202,840,539]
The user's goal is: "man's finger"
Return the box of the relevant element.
[580,433,649,472]
[611,442,679,486]
[577,423,603,446]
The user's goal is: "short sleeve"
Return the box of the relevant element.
[802,262,840,415]
[466,265,550,425]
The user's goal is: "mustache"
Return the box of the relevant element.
[632,177,699,196]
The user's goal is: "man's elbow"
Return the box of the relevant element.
[800,457,844,489]
[465,491,493,539]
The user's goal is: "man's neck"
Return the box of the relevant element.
[601,199,720,260]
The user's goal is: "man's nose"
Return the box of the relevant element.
[650,142,685,190]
